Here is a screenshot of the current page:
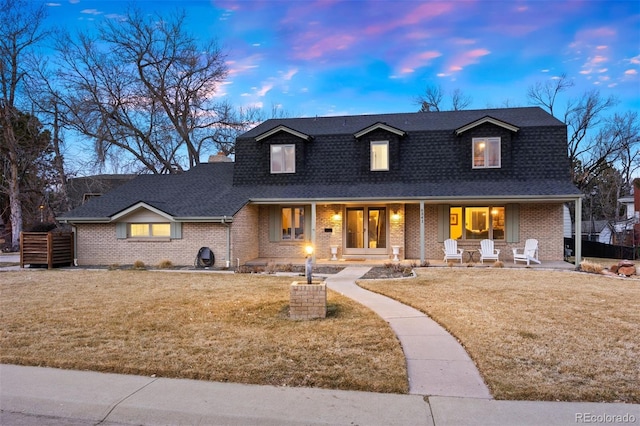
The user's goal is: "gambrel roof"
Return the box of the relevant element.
[59,107,580,223]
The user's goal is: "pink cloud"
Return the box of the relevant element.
[447,48,491,72]
[364,2,454,36]
[293,32,357,60]
[398,50,442,74]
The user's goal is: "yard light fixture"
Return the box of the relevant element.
[305,245,314,284]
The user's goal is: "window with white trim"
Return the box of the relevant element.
[271,144,295,173]
[129,223,171,237]
[472,137,501,168]
[370,141,389,171]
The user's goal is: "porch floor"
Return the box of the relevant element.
[245,257,577,270]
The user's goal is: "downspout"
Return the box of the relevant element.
[574,197,582,266]
[311,202,317,263]
[222,216,231,269]
[72,224,78,266]
[420,200,425,265]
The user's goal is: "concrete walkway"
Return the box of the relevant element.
[325,267,491,398]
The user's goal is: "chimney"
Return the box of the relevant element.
[208,151,232,163]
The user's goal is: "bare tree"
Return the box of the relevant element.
[416,84,444,112]
[605,111,640,189]
[416,84,472,112]
[54,7,248,174]
[527,76,618,191]
[0,0,48,249]
[526,73,574,117]
[451,88,472,111]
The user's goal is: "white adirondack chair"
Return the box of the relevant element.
[513,239,541,265]
[443,239,464,263]
[479,239,500,263]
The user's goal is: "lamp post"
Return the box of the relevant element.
[305,245,314,284]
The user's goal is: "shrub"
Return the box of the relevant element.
[580,259,603,274]
[133,260,146,270]
[157,259,173,269]
[493,260,504,268]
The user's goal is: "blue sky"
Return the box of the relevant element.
[42,0,639,118]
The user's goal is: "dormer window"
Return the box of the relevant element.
[473,137,501,168]
[271,144,295,173]
[370,141,389,171]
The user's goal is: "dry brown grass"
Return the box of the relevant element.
[358,268,640,403]
[0,270,407,393]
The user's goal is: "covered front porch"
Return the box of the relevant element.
[250,197,583,267]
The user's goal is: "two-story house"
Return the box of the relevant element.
[58,107,583,267]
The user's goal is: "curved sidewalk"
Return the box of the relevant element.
[325,267,491,398]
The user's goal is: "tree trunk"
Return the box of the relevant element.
[4,122,23,250]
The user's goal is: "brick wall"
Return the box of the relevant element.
[75,223,228,267]
[230,204,259,266]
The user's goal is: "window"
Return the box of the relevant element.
[449,206,505,240]
[473,137,501,168]
[281,207,305,240]
[370,141,389,171]
[271,144,295,173]
[129,223,171,238]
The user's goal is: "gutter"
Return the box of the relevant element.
[249,194,583,204]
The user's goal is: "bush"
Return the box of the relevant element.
[133,260,146,270]
[157,259,173,269]
[580,259,603,274]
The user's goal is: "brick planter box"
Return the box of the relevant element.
[289,281,326,320]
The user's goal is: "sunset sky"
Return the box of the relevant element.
[43,0,639,119]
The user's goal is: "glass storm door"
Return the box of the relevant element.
[345,207,387,254]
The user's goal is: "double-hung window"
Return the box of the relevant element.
[370,141,389,171]
[473,137,501,168]
[271,144,295,173]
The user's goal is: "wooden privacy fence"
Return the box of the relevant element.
[20,232,74,269]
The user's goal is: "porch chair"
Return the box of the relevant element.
[443,239,464,263]
[479,239,500,263]
[512,239,541,265]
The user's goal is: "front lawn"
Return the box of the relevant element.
[0,270,407,393]
[358,268,639,403]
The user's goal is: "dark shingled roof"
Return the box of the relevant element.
[59,107,580,222]
[58,162,246,220]
[240,107,565,139]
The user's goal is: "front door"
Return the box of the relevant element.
[345,207,387,254]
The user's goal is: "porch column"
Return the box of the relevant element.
[574,197,582,265]
[311,202,317,263]
[420,200,425,264]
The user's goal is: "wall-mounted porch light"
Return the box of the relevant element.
[391,210,401,221]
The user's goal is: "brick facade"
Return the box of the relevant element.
[75,222,228,267]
